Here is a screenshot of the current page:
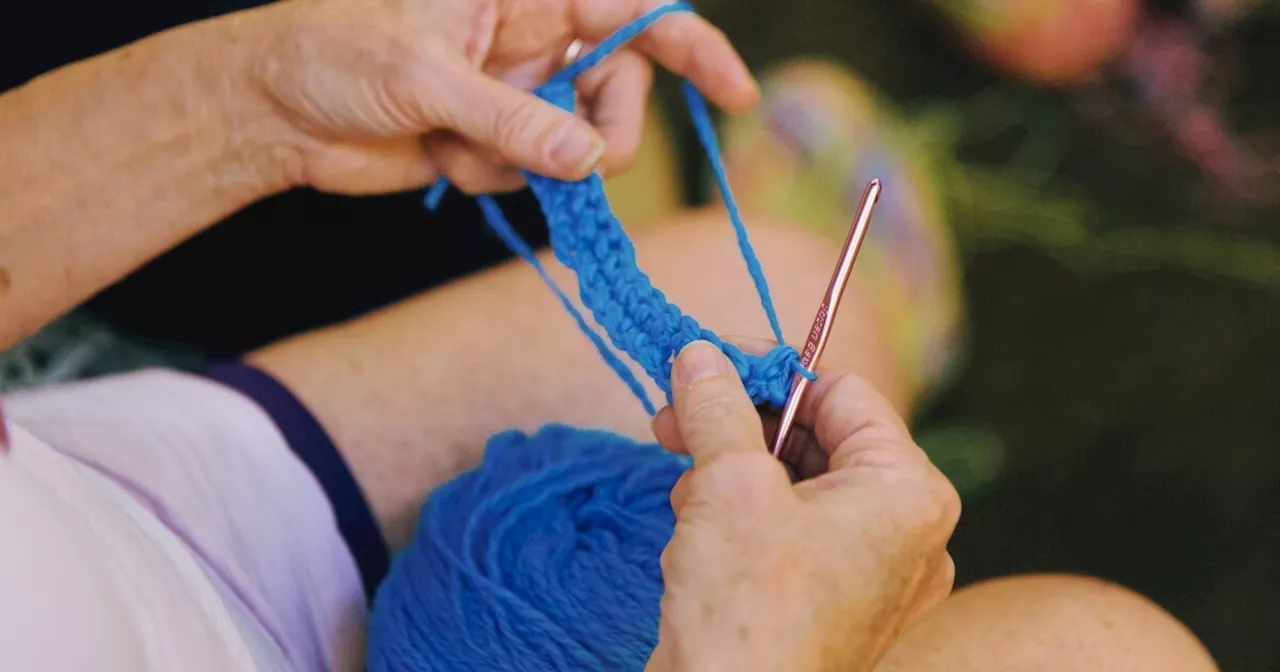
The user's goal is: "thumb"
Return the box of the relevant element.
[432,61,605,181]
[670,341,766,466]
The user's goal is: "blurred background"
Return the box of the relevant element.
[3,0,1278,668]
[673,0,1278,668]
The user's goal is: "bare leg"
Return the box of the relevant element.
[248,207,905,547]
[877,574,1219,672]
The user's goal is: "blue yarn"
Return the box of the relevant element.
[368,426,690,671]
[370,6,820,670]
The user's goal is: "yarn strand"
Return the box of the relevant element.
[680,81,788,347]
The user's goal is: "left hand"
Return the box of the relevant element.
[252,0,759,195]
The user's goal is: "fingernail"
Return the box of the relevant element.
[549,123,605,175]
[673,341,732,387]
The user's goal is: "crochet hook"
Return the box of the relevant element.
[770,178,882,462]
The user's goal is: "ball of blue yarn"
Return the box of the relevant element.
[368,424,691,671]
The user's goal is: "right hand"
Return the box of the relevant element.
[646,340,960,672]
[239,0,758,196]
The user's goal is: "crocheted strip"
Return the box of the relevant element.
[522,167,802,407]
[426,2,815,411]
[476,196,658,414]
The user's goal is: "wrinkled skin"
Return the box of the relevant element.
[248,0,759,195]
[647,340,960,672]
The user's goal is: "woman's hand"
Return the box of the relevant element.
[4,0,752,347]
[646,340,960,672]
[249,0,758,196]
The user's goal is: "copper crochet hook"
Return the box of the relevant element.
[770,179,882,461]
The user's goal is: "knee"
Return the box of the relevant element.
[632,208,838,287]
[881,573,1218,672]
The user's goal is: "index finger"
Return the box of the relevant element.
[572,0,759,113]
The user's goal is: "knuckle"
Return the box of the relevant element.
[892,466,961,539]
[929,469,963,531]
[657,543,682,583]
[668,471,692,512]
[683,392,744,431]
[914,566,954,621]
[925,554,956,609]
[374,60,440,131]
[938,554,957,593]
[490,97,540,157]
[379,51,419,95]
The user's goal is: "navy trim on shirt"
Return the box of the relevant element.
[199,362,390,601]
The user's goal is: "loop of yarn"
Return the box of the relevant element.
[425,1,815,414]
[367,425,690,671]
